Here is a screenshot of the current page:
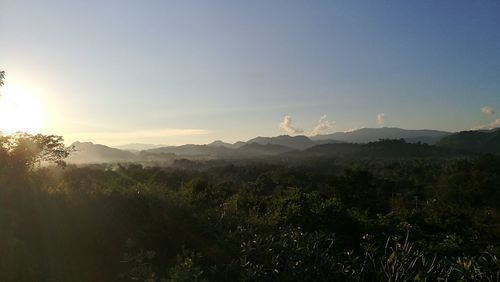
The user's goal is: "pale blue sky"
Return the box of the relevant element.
[1,0,499,145]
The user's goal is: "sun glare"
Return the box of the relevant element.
[0,84,44,134]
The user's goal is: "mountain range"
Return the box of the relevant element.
[66,127,498,164]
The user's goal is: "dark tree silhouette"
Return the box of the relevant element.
[0,70,5,87]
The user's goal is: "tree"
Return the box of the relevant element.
[0,70,5,87]
[0,71,72,170]
[7,133,73,168]
[0,133,73,175]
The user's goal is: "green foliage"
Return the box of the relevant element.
[166,249,207,282]
[0,149,499,281]
[121,239,157,282]
[374,230,452,281]
[239,227,338,281]
[437,129,500,155]
[0,133,72,172]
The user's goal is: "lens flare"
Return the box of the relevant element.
[0,84,44,134]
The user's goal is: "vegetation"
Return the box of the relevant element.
[437,129,500,155]
[0,132,499,281]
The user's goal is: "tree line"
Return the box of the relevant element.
[0,132,498,281]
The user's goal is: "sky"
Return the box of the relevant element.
[0,0,499,146]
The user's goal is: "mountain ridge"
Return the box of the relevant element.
[66,127,499,164]
[311,127,450,144]
[68,141,138,164]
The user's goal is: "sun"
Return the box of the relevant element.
[0,84,45,134]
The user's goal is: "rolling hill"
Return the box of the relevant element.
[66,127,499,164]
[437,128,500,154]
[207,140,245,149]
[67,141,138,164]
[302,139,464,159]
[235,143,295,156]
[311,127,450,144]
[246,135,317,150]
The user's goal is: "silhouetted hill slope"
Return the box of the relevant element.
[302,139,463,159]
[68,129,479,164]
[208,140,245,149]
[437,128,500,154]
[311,127,450,144]
[360,139,460,158]
[68,141,138,163]
[236,143,295,156]
[246,135,316,150]
[141,142,295,159]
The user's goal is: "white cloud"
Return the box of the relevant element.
[310,115,336,136]
[279,115,335,136]
[279,116,304,135]
[376,113,385,125]
[472,118,500,130]
[480,106,495,115]
[344,127,361,133]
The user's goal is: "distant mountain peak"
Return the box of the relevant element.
[246,135,316,150]
[207,140,244,149]
[68,141,137,164]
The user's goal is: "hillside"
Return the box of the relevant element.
[207,140,245,149]
[437,128,500,154]
[67,141,138,164]
[302,139,463,159]
[246,135,316,150]
[311,127,450,144]
[236,142,295,156]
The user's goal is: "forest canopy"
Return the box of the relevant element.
[0,142,499,281]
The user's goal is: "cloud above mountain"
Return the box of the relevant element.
[474,106,499,130]
[279,116,304,135]
[279,115,335,136]
[481,106,495,115]
[310,115,336,136]
[472,118,500,130]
